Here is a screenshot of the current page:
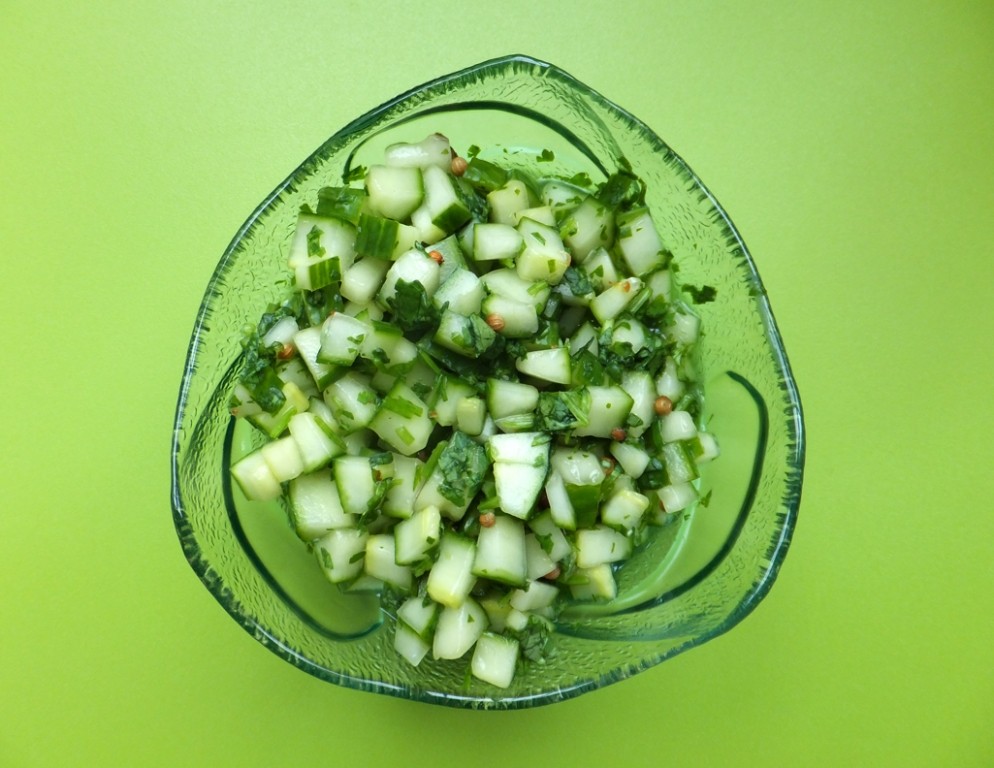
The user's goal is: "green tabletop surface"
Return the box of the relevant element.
[3,2,992,766]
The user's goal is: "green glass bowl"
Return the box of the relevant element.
[170,54,804,709]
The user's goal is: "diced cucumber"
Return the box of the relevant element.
[621,369,656,439]
[471,632,519,688]
[541,179,587,212]
[661,410,698,443]
[515,347,572,385]
[524,533,557,580]
[487,179,534,225]
[481,294,538,338]
[601,488,650,531]
[486,379,539,420]
[480,267,551,309]
[260,436,305,483]
[662,440,700,484]
[616,207,669,276]
[287,411,346,471]
[365,534,413,593]
[433,267,484,316]
[655,356,686,402]
[428,233,469,282]
[394,622,431,667]
[610,315,649,355]
[473,222,524,261]
[561,195,615,262]
[433,309,497,358]
[433,598,487,660]
[429,374,476,427]
[410,201,447,244]
[487,432,551,466]
[332,454,392,517]
[550,448,604,527]
[590,276,643,324]
[287,214,356,291]
[575,525,633,568]
[293,326,339,390]
[343,299,384,321]
[493,461,547,520]
[529,511,573,562]
[568,563,617,601]
[394,504,442,566]
[355,213,419,261]
[693,431,721,463]
[364,165,424,220]
[510,579,559,612]
[340,257,391,305]
[668,307,701,347]
[288,471,353,540]
[381,454,423,519]
[318,312,369,366]
[315,186,366,225]
[568,321,600,356]
[261,315,299,349]
[369,380,433,455]
[357,319,419,374]
[384,133,452,170]
[246,381,308,438]
[657,481,698,515]
[422,164,473,233]
[230,449,282,502]
[323,371,379,433]
[377,249,441,307]
[314,528,368,584]
[583,247,620,291]
[512,204,556,227]
[426,534,477,608]
[609,440,651,479]
[572,385,634,439]
[641,268,673,314]
[397,595,440,640]
[455,396,486,436]
[472,515,527,587]
[515,218,571,285]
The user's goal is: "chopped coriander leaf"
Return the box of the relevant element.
[683,284,718,304]
[436,431,489,507]
[536,389,591,432]
[596,170,644,210]
[565,171,593,188]
[306,225,326,258]
[537,149,555,162]
[391,279,440,335]
[562,266,594,298]
[509,615,555,664]
[343,164,367,183]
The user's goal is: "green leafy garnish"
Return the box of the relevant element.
[436,432,490,508]
[343,165,367,183]
[390,279,440,335]
[683,284,717,304]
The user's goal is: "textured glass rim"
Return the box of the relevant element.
[170,53,806,709]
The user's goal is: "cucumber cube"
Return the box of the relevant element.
[471,632,520,688]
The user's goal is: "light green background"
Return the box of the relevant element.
[2,2,992,766]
